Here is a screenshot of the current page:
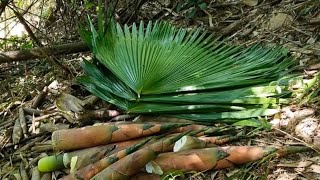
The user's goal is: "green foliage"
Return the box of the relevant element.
[84,2,95,10]
[0,35,33,50]
[233,118,272,130]
[176,0,208,20]
[161,170,199,180]
[296,72,320,105]
[77,11,296,122]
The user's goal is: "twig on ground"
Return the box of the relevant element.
[32,112,59,122]
[274,128,320,154]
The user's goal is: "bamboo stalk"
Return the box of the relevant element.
[145,146,278,174]
[174,136,210,152]
[215,146,277,169]
[276,146,312,157]
[31,87,48,108]
[23,108,43,116]
[62,137,152,180]
[146,148,228,174]
[38,144,116,173]
[12,118,23,144]
[63,145,115,171]
[199,135,240,145]
[31,167,40,180]
[91,132,189,179]
[52,123,189,151]
[19,108,28,138]
[169,124,208,133]
[198,126,236,136]
[20,163,29,180]
[38,154,64,172]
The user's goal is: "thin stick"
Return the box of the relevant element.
[33,112,59,122]
[274,128,320,154]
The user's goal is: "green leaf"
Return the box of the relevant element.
[79,59,136,100]
[172,108,279,121]
[186,8,197,20]
[127,103,248,114]
[176,2,184,12]
[77,76,129,110]
[198,2,207,9]
[140,86,290,105]
[78,17,296,123]
[84,2,95,10]
[233,119,263,127]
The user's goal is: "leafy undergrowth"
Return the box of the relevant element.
[1,0,320,179]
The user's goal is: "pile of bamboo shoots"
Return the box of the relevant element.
[37,122,312,179]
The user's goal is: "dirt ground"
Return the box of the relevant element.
[0,0,319,179]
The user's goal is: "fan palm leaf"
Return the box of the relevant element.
[77,16,296,122]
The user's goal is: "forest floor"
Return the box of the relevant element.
[1,0,320,179]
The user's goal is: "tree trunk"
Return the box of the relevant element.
[0,42,89,64]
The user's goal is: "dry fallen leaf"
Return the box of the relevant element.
[309,165,320,174]
[287,108,315,131]
[295,117,319,142]
[241,0,258,6]
[269,13,293,30]
[273,171,297,180]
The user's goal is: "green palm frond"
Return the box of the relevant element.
[77,16,296,122]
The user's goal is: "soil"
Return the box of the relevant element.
[0,0,319,179]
